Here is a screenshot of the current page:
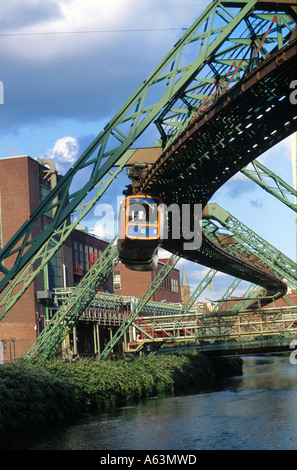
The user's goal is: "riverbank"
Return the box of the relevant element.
[0,351,242,436]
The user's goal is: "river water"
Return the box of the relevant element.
[2,354,297,451]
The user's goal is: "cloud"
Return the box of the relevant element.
[223,177,255,199]
[0,0,62,33]
[0,1,204,135]
[250,199,263,208]
[41,136,79,171]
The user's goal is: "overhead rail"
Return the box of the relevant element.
[140,20,297,303]
[0,1,296,321]
[203,204,297,288]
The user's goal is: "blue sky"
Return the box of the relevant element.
[0,0,296,303]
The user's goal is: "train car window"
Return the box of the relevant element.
[128,198,159,225]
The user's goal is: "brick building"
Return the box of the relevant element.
[0,155,182,361]
[0,156,73,360]
[113,257,180,303]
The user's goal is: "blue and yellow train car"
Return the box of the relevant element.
[117,194,164,271]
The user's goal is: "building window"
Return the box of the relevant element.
[74,241,79,265]
[84,245,89,271]
[42,222,63,289]
[171,279,179,293]
[40,185,52,218]
[161,278,171,290]
[113,270,121,291]
[79,243,84,270]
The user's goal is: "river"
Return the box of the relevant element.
[2,354,297,451]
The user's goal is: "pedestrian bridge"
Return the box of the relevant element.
[126,305,297,355]
[52,289,297,357]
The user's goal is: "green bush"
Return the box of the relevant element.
[0,352,242,436]
[0,361,82,435]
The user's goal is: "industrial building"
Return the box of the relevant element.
[0,155,183,361]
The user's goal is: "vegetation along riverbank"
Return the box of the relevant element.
[0,351,242,436]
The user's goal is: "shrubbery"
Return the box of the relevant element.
[0,361,81,435]
[0,352,242,436]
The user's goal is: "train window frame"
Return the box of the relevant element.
[125,195,162,240]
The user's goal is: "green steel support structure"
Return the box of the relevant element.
[0,0,295,323]
[213,277,242,312]
[239,157,297,306]
[26,195,296,359]
[100,254,180,359]
[229,284,261,310]
[21,157,297,359]
[212,157,297,310]
[181,268,217,314]
[24,238,118,361]
[241,160,297,213]
[203,204,297,290]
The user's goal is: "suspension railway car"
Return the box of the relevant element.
[117,194,164,271]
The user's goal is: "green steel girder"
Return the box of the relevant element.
[229,284,261,310]
[202,219,282,306]
[213,277,242,311]
[204,203,297,288]
[153,8,296,148]
[241,160,297,212]
[142,301,183,316]
[24,238,118,361]
[181,268,217,314]
[0,0,295,322]
[53,289,132,311]
[55,289,183,317]
[100,254,180,359]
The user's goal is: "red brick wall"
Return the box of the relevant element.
[113,261,181,303]
[113,262,153,298]
[0,156,40,360]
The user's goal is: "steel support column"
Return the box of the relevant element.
[100,254,180,359]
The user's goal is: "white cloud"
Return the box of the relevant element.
[5,0,201,60]
[0,0,206,133]
[41,136,79,171]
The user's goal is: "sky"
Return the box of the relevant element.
[0,0,296,304]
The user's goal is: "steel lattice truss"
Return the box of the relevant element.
[203,203,297,288]
[241,160,297,212]
[127,306,297,354]
[100,254,180,359]
[0,0,296,325]
[24,239,118,361]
